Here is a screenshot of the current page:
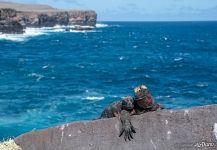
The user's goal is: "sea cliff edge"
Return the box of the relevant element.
[0,2,97,34]
[14,104,217,150]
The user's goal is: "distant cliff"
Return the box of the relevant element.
[0,2,97,34]
[15,105,217,150]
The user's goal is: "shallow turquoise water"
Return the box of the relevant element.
[0,22,217,139]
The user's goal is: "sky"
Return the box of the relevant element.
[1,0,217,21]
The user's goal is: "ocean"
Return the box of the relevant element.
[0,21,217,140]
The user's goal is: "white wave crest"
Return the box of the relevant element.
[96,23,121,28]
[70,30,96,33]
[196,82,208,88]
[0,23,115,42]
[0,28,46,42]
[96,23,109,28]
[0,25,96,42]
[85,96,105,100]
[0,34,25,42]
[174,57,183,62]
[28,73,44,82]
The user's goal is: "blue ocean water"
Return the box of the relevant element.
[0,22,217,140]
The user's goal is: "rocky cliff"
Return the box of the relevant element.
[0,2,97,34]
[14,105,217,150]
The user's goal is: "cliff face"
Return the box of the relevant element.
[0,3,97,34]
[0,9,22,33]
[15,105,217,150]
[16,11,97,27]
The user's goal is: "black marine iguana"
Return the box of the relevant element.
[100,85,164,141]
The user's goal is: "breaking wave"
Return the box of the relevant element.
[0,28,45,42]
[96,23,109,28]
[70,30,97,33]
[84,96,105,100]
[0,24,106,42]
[0,23,114,42]
[96,23,121,28]
[0,27,58,42]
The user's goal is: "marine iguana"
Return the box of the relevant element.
[100,85,164,141]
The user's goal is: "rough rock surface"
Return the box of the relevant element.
[0,2,97,34]
[0,20,23,34]
[15,105,217,150]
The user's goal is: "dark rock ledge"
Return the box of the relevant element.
[15,105,217,150]
[0,3,97,34]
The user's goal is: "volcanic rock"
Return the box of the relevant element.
[15,105,217,150]
[0,2,97,34]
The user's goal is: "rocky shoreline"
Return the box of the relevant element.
[0,2,97,34]
[14,104,217,150]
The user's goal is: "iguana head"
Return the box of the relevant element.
[134,85,154,109]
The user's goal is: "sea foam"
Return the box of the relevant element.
[85,96,105,100]
[96,23,120,28]
[0,24,106,42]
[96,23,108,28]
[0,27,47,42]
[0,23,111,42]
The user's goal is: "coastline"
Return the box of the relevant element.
[0,2,97,34]
[0,23,108,42]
